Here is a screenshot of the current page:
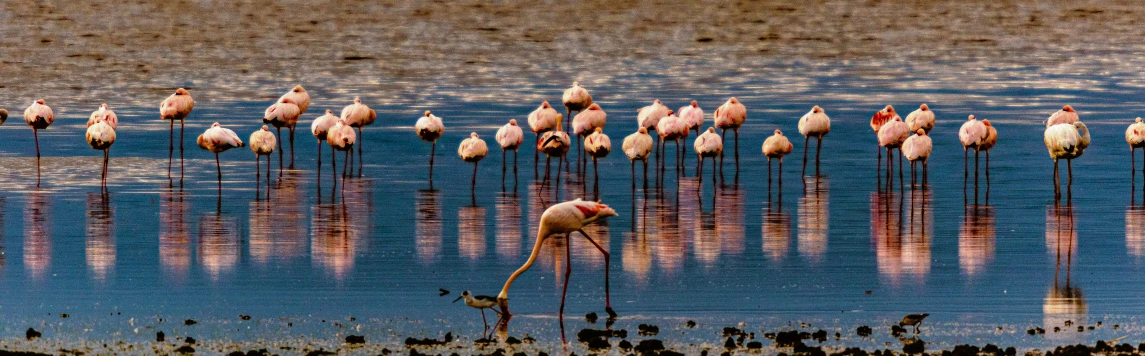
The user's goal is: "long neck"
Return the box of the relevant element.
[498,225,548,300]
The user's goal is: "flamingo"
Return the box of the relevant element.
[341,97,377,173]
[1046,105,1079,127]
[415,111,445,181]
[622,127,653,188]
[311,109,339,176]
[496,119,525,179]
[496,199,619,325]
[24,99,54,185]
[196,122,245,187]
[797,105,831,177]
[902,129,933,186]
[1126,118,1145,189]
[85,116,116,188]
[249,125,277,185]
[572,103,607,169]
[713,97,747,168]
[878,116,910,185]
[1045,122,1090,201]
[678,100,704,168]
[959,115,989,199]
[656,111,688,176]
[278,85,310,167]
[528,101,563,167]
[160,88,194,181]
[87,104,118,129]
[694,127,724,183]
[637,100,670,164]
[980,120,998,184]
[870,105,898,177]
[458,132,489,189]
[562,81,593,133]
[762,129,794,190]
[0,107,8,125]
[263,97,301,174]
[538,130,571,185]
[328,118,357,192]
[584,127,611,191]
[905,104,935,134]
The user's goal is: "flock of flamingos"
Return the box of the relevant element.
[0,81,1132,332]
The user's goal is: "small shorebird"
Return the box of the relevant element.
[797,105,830,177]
[454,290,502,329]
[905,104,935,134]
[85,116,116,189]
[899,313,930,333]
[562,81,593,133]
[622,127,653,188]
[160,88,194,181]
[762,129,793,190]
[24,99,54,186]
[196,122,245,188]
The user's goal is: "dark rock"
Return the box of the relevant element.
[618,340,633,350]
[737,334,746,346]
[585,312,598,323]
[812,329,828,342]
[634,339,665,353]
[1077,326,1084,332]
[984,344,1000,353]
[835,332,841,340]
[834,347,870,356]
[175,345,195,354]
[239,315,251,320]
[157,331,165,342]
[474,338,495,345]
[184,319,197,326]
[747,341,763,349]
[1116,343,1136,353]
[638,324,660,336]
[856,326,873,337]
[404,337,446,346]
[1037,327,1046,334]
[512,353,526,356]
[902,340,925,354]
[724,337,736,349]
[1094,340,1111,352]
[25,328,41,340]
[775,330,803,347]
[585,337,610,350]
[505,336,520,345]
[952,344,980,356]
[1051,344,1091,356]
[444,332,453,343]
[1054,327,1061,332]
[891,325,906,336]
[227,352,244,356]
[660,351,685,356]
[305,351,335,356]
[539,353,548,356]
[407,350,428,356]
[345,335,365,344]
[185,337,197,344]
[576,328,626,342]
[60,314,69,318]
[1027,329,1037,335]
[686,320,697,328]
[764,332,777,339]
[1005,346,1017,356]
[722,327,746,336]
[522,335,535,343]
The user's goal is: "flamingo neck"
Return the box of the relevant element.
[498,225,549,301]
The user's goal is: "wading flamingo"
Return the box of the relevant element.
[24,99,54,185]
[160,88,194,181]
[249,125,277,185]
[341,97,376,173]
[584,127,612,191]
[415,111,445,181]
[572,103,606,169]
[328,118,357,182]
[528,101,563,167]
[1045,121,1090,201]
[496,119,525,178]
[959,115,989,200]
[1046,105,1079,127]
[538,130,571,185]
[1127,118,1145,190]
[196,122,245,187]
[278,85,310,167]
[496,199,618,325]
[263,97,301,174]
[458,132,489,189]
[85,116,116,188]
[657,111,688,176]
[637,100,670,164]
[714,97,747,168]
[762,129,794,190]
[695,127,724,184]
[878,116,910,185]
[678,100,704,168]
[797,105,830,177]
[562,82,593,133]
[902,129,932,186]
[622,127,653,188]
[310,109,339,176]
[905,104,935,134]
[87,104,118,129]
[980,120,998,183]
[870,105,898,177]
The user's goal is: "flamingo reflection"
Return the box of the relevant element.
[762,202,792,263]
[459,205,487,261]
[1126,206,1145,259]
[24,191,50,280]
[1044,205,1085,340]
[798,178,829,264]
[959,205,996,277]
[160,188,191,280]
[311,203,357,280]
[85,192,115,282]
[495,192,523,261]
[250,171,307,266]
[415,189,443,264]
[198,204,240,282]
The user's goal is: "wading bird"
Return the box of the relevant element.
[1045,121,1090,201]
[0,107,8,125]
[572,103,607,169]
[1127,118,1145,187]
[249,125,277,184]
[538,130,571,185]
[878,116,910,185]
[899,313,930,334]
[902,129,932,186]
[637,100,670,161]
[85,116,116,188]
[623,127,653,188]
[87,104,118,129]
[415,111,445,181]
[160,88,194,181]
[762,129,793,190]
[797,105,830,177]
[1046,105,1079,127]
[979,120,998,182]
[870,105,898,175]
[695,127,723,183]
[496,199,618,325]
[959,115,989,197]
[328,118,357,182]
[562,81,592,133]
[528,101,563,165]
[263,97,301,174]
[584,128,611,191]
[311,109,339,175]
[657,111,688,175]
[454,290,502,330]
[679,100,704,137]
[341,97,376,173]
[714,97,747,167]
[278,86,310,167]
[458,132,489,189]
[905,104,935,134]
[196,123,245,187]
[24,99,54,185]
[496,119,525,177]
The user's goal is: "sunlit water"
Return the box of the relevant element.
[2,61,1145,354]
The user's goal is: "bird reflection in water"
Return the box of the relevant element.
[716,184,745,256]
[798,178,829,264]
[198,199,240,282]
[1128,206,1145,260]
[0,196,6,269]
[871,189,927,285]
[160,188,191,280]
[622,186,653,284]
[495,192,522,262]
[415,189,443,264]
[85,192,115,282]
[959,204,995,277]
[761,201,791,264]
[311,203,357,280]
[250,171,307,266]
[459,205,487,261]
[1044,205,1085,339]
[24,191,50,280]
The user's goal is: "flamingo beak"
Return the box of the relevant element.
[453,296,463,303]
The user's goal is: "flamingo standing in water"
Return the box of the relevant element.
[902,129,932,186]
[496,119,525,178]
[878,116,910,185]
[341,97,376,173]
[415,111,445,181]
[870,105,898,177]
[797,105,830,177]
[657,111,688,176]
[678,100,704,168]
[572,103,606,170]
[905,104,935,134]
[979,120,998,184]
[24,99,54,185]
[249,125,277,185]
[496,199,619,326]
[263,97,301,175]
[714,97,747,169]
[310,109,339,176]
[637,100,670,165]
[196,123,245,187]
[160,88,194,181]
[562,81,593,133]
[278,85,311,167]
[622,127,653,188]
[584,127,611,192]
[328,118,357,185]
[762,129,793,191]
[528,101,563,164]
[85,115,116,189]
[538,130,571,186]
[959,115,989,198]
[694,127,724,183]
[1045,119,1090,201]
[1126,118,1145,190]
[87,104,119,129]
[458,132,489,190]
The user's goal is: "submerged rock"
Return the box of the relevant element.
[634,339,665,353]
[175,345,195,354]
[345,335,365,344]
[184,319,198,326]
[585,312,598,323]
[156,331,165,342]
[25,328,41,340]
[576,328,626,342]
[638,324,660,336]
[856,326,873,337]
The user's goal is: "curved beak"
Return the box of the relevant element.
[453,296,463,303]
[541,135,559,147]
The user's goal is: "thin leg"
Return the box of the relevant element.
[593,158,599,196]
[779,157,783,189]
[502,150,507,183]
[898,149,903,188]
[356,127,363,176]
[559,234,572,326]
[429,143,436,181]
[533,134,539,180]
[331,147,338,193]
[1054,159,1060,200]
[215,153,222,187]
[103,149,109,187]
[1134,148,1137,197]
[923,159,928,186]
[471,162,478,189]
[911,160,917,187]
[643,159,648,189]
[514,150,518,178]
[277,127,284,176]
[481,309,488,330]
[266,155,270,188]
[544,157,551,182]
[631,161,636,188]
[1068,159,1073,202]
[168,120,174,180]
[342,150,349,198]
[579,229,615,318]
[256,155,261,188]
[975,149,980,205]
[816,136,823,176]
[180,120,185,181]
[34,129,41,186]
[985,150,991,186]
[802,136,809,177]
[767,158,772,194]
[289,126,296,169]
[697,157,704,185]
[734,128,739,166]
[720,129,726,172]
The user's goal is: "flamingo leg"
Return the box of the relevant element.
[911,160,917,187]
[168,120,174,180]
[471,161,478,190]
[429,142,436,181]
[579,229,615,318]
[317,140,323,177]
[1068,158,1073,202]
[779,157,783,190]
[342,150,349,198]
[643,159,648,189]
[816,136,823,176]
[544,157,551,182]
[898,149,903,188]
[1054,159,1060,201]
[501,150,507,183]
[534,134,540,180]
[697,157,703,185]
[356,127,363,175]
[180,120,185,181]
[331,147,338,194]
[266,155,270,190]
[877,142,882,185]
[289,126,296,169]
[975,149,980,205]
[558,234,572,327]
[719,128,726,171]
[733,128,739,167]
[34,128,41,186]
[215,153,222,188]
[802,136,809,177]
[985,149,991,186]
[103,149,109,187]
[767,158,772,194]
[923,159,928,186]
[630,160,636,189]
[1133,148,1136,197]
[277,127,284,176]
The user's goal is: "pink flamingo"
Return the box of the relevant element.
[415,111,445,181]
[1127,118,1145,190]
[263,97,301,174]
[762,129,793,190]
[23,99,54,185]
[1045,120,1090,201]
[87,104,118,129]
[196,122,245,187]
[797,105,831,176]
[458,132,489,189]
[678,100,704,168]
[340,97,376,173]
[637,99,670,164]
[85,115,116,188]
[1046,105,1079,127]
[694,127,724,184]
[496,199,618,326]
[310,109,339,177]
[328,118,357,186]
[278,86,310,167]
[160,88,194,181]
[878,115,910,185]
[496,119,525,177]
[870,105,898,177]
[714,97,747,168]
[0,107,7,125]
[562,82,593,133]
[622,127,653,188]
[902,129,932,186]
[249,125,277,186]
[528,101,563,167]
[572,103,606,169]
[656,111,688,176]
[905,104,935,134]
[538,130,571,186]
[584,128,612,191]
[980,120,998,184]
[959,115,988,197]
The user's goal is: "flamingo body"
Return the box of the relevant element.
[415,111,445,142]
[458,132,488,163]
[694,127,723,158]
[24,99,54,129]
[902,129,932,161]
[622,127,653,161]
[160,88,194,121]
[798,106,831,138]
[585,128,611,158]
[197,123,245,153]
[538,131,571,157]
[656,114,687,141]
[870,105,898,133]
[1128,117,1145,148]
[959,115,988,149]
[311,109,339,142]
[762,130,793,158]
[878,117,910,148]
[905,104,935,133]
[341,97,377,128]
[980,120,998,151]
[496,119,525,150]
[1045,122,1090,160]
[713,97,746,129]
[280,85,310,114]
[637,100,670,131]
[679,100,704,132]
[1046,105,1079,127]
[572,103,607,137]
[263,98,301,129]
[87,104,119,129]
[249,126,277,156]
[85,118,116,150]
[328,119,357,151]
[528,101,562,133]
[562,82,593,112]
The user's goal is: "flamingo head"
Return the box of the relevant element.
[967,114,976,121]
[541,101,551,109]
[261,125,269,131]
[211,122,221,128]
[588,103,601,111]
[983,119,992,127]
[691,100,699,107]
[424,110,432,117]
[354,96,362,104]
[292,85,305,93]
[594,127,603,134]
[94,116,103,124]
[100,103,108,110]
[920,103,929,111]
[326,109,334,115]
[470,132,479,138]
[892,116,903,122]
[654,99,663,105]
[35,99,45,105]
[916,129,926,135]
[1137,117,1143,123]
[885,105,895,113]
[774,129,782,135]
[729,97,740,104]
[707,127,716,133]
[281,97,294,104]
[667,109,675,116]
[1063,105,1075,112]
[572,81,580,87]
[509,119,518,126]
[175,88,189,95]
[812,105,823,113]
[638,127,648,134]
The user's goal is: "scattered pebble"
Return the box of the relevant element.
[175,345,195,354]
[585,312,598,324]
[857,326,872,337]
[25,328,41,340]
[239,315,251,321]
[184,319,197,326]
[156,331,165,342]
[345,335,365,344]
[722,327,746,337]
[686,320,697,328]
[505,336,520,345]
[638,324,660,336]
[618,340,633,350]
[634,339,665,353]
[185,337,197,344]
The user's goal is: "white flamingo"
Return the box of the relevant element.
[528,101,563,164]
[679,100,705,137]
[902,129,933,186]
[694,127,723,183]
[328,118,358,180]
[870,105,898,175]
[458,132,489,189]
[415,111,445,180]
[959,115,989,194]
[249,125,277,184]
[797,105,831,177]
[85,116,116,188]
[196,122,245,187]
[1046,105,1079,127]
[341,97,377,172]
[638,99,670,163]
[310,109,339,175]
[656,111,688,175]
[572,103,607,167]
[713,97,747,167]
[496,119,525,176]
[622,127,653,188]
[87,104,118,129]
[1127,118,1145,186]
[1045,121,1090,201]
[562,81,593,133]
[160,88,194,180]
[278,85,310,166]
[584,128,611,190]
[878,116,910,184]
[263,97,301,173]
[24,99,54,185]
[762,129,793,190]
[905,104,935,133]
